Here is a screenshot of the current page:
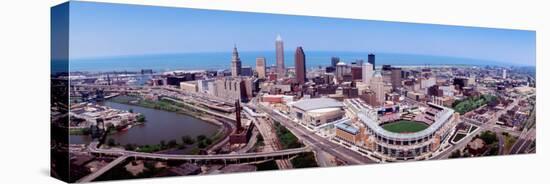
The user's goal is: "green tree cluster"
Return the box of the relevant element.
[453,95,497,114]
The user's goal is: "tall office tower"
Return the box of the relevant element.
[336,61,349,81]
[231,45,242,77]
[241,66,253,76]
[256,57,266,79]
[368,53,375,70]
[331,57,340,67]
[370,72,385,105]
[294,46,306,84]
[362,62,374,85]
[391,67,402,90]
[276,34,285,77]
[351,66,363,80]
[503,69,507,79]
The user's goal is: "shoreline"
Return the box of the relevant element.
[111,95,224,129]
[106,95,231,153]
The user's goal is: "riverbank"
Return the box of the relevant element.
[110,95,222,128]
[68,102,145,136]
[107,95,230,154]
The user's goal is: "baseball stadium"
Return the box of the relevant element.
[344,99,459,161]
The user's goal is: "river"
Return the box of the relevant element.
[69,101,220,146]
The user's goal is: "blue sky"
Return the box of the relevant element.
[67,1,536,65]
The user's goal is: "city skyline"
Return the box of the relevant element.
[68,1,535,66]
[52,2,537,182]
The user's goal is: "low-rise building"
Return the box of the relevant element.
[335,120,361,145]
[290,98,345,127]
[180,81,198,93]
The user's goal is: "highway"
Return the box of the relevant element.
[243,100,294,169]
[88,143,310,161]
[81,135,309,182]
[160,96,236,121]
[77,155,129,183]
[509,127,536,154]
[255,103,375,165]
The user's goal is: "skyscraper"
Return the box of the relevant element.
[370,72,385,105]
[276,34,285,77]
[368,53,375,70]
[331,57,340,67]
[294,46,306,84]
[231,45,242,77]
[336,61,350,82]
[503,69,507,79]
[391,67,402,90]
[256,57,266,79]
[241,66,253,76]
[362,62,373,85]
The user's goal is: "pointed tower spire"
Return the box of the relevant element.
[231,44,242,77]
[232,44,239,58]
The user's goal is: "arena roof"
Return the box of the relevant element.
[291,98,344,112]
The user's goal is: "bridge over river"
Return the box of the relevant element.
[79,142,311,182]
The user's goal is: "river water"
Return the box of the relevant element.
[69,101,220,145]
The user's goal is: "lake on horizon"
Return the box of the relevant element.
[69,51,510,72]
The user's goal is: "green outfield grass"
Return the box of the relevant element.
[382,120,429,133]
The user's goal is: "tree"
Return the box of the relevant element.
[160,140,166,148]
[204,138,212,145]
[137,114,146,122]
[449,150,461,158]
[196,135,207,141]
[168,139,178,148]
[107,138,116,147]
[181,136,195,145]
[487,143,499,156]
[479,131,498,145]
[124,144,136,151]
[128,108,134,113]
[197,141,207,148]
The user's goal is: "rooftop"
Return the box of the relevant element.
[291,98,344,111]
[335,119,359,135]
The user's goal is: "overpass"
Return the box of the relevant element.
[160,96,237,122]
[88,144,310,161]
[80,145,309,182]
[243,106,267,117]
[77,155,128,183]
[80,142,310,182]
[242,104,294,169]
